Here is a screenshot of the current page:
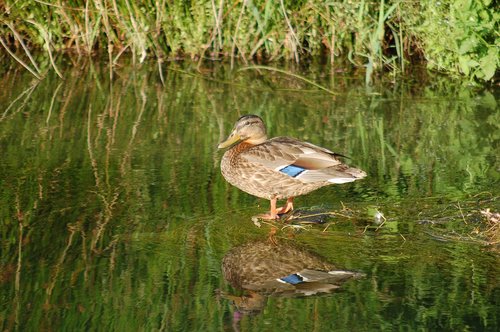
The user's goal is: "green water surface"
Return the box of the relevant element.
[0,62,499,331]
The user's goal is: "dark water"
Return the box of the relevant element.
[0,61,499,331]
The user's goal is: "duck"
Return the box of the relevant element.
[218,115,367,220]
[221,240,364,313]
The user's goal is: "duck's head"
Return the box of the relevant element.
[218,115,268,148]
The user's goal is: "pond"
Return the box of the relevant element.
[0,61,499,331]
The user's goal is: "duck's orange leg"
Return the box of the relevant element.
[255,198,280,220]
[276,197,294,214]
[255,197,295,220]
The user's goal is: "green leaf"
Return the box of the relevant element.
[459,56,470,75]
[479,47,498,81]
[459,38,476,55]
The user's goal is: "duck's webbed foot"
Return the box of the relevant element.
[275,197,294,215]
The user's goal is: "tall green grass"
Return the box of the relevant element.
[0,0,498,82]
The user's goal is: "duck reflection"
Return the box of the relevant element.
[220,240,363,315]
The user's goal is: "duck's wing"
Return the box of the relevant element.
[242,137,366,184]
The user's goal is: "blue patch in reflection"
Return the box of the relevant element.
[280,273,303,285]
[279,165,306,177]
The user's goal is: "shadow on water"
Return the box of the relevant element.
[0,60,499,331]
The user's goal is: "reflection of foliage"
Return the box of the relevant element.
[0,63,498,330]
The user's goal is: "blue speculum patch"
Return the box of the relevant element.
[280,274,303,285]
[279,164,306,177]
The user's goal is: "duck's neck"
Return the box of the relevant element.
[227,138,265,157]
[244,136,267,145]
[231,142,255,154]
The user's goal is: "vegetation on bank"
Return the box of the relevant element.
[0,0,498,82]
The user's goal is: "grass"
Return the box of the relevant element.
[0,0,498,82]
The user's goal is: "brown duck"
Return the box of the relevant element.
[218,115,366,219]
[222,240,362,295]
[220,240,364,314]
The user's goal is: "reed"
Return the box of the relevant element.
[0,0,497,81]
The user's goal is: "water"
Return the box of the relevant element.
[0,61,499,331]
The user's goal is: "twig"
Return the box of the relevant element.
[457,202,467,225]
[375,211,387,231]
[322,223,333,232]
[362,224,370,234]
[280,223,310,232]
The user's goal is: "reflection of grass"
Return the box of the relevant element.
[0,63,499,331]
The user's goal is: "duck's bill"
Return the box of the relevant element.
[218,132,241,149]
